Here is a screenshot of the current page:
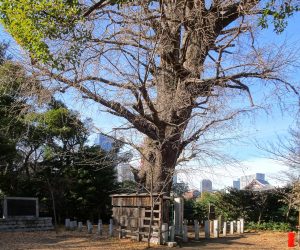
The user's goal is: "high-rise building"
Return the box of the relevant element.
[200,179,212,193]
[94,133,113,151]
[118,163,134,182]
[233,179,240,190]
[240,173,265,190]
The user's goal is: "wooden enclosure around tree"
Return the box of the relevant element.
[111,193,170,243]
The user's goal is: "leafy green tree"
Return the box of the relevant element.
[0,44,34,175]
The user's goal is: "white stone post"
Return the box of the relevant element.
[174,198,184,235]
[162,223,168,244]
[98,219,103,235]
[213,220,219,238]
[2,198,7,219]
[169,225,175,242]
[183,223,188,242]
[194,220,200,241]
[230,221,234,234]
[70,221,76,230]
[240,219,244,233]
[237,220,241,234]
[78,222,83,232]
[65,218,70,230]
[223,222,227,236]
[88,222,93,234]
[109,219,114,237]
[205,220,210,239]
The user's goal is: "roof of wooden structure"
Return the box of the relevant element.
[110,193,170,199]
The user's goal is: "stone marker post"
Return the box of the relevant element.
[240,219,244,233]
[237,220,241,234]
[213,220,219,238]
[65,218,70,230]
[194,220,200,240]
[174,198,184,235]
[223,222,227,236]
[205,220,210,238]
[88,222,93,234]
[109,219,114,237]
[230,221,234,234]
[98,219,103,235]
[169,225,175,242]
[162,223,168,244]
[183,223,188,242]
[78,222,83,232]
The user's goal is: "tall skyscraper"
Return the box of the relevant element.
[118,163,134,182]
[233,179,240,190]
[94,133,113,151]
[240,173,265,190]
[200,179,212,193]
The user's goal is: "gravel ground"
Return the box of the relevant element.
[0,230,296,249]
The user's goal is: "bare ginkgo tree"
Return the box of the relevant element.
[4,0,299,194]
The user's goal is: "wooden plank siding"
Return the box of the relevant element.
[110,193,170,243]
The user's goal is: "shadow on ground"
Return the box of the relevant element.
[180,233,260,249]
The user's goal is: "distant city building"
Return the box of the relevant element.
[118,163,134,182]
[200,179,212,193]
[240,173,266,190]
[245,179,273,191]
[183,189,200,200]
[233,179,240,190]
[233,173,273,191]
[94,133,113,151]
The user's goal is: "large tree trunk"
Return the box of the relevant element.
[136,1,214,195]
[138,137,181,194]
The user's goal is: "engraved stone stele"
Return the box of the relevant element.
[0,197,53,232]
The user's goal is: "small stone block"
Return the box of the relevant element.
[167,242,177,247]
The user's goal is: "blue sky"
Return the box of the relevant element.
[0,12,299,189]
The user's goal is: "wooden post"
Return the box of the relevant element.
[194,220,200,241]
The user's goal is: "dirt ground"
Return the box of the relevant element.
[0,230,297,250]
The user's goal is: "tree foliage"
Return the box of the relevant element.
[190,188,298,226]
[0,46,120,222]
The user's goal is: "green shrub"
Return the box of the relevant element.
[245,221,292,232]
